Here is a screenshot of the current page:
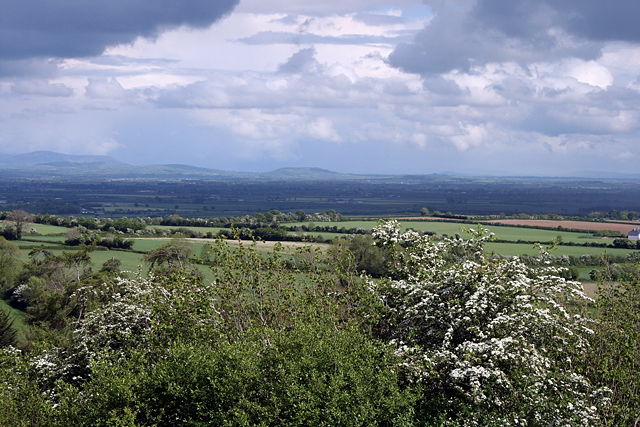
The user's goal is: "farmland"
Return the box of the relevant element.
[483,219,640,234]
[3,175,640,218]
[4,214,638,287]
[2,209,639,425]
[284,219,618,245]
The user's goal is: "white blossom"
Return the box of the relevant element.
[372,220,605,425]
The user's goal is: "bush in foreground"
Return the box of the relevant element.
[371,220,605,425]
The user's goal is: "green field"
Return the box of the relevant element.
[0,300,29,344]
[131,238,211,254]
[484,242,636,257]
[16,240,68,249]
[16,246,145,272]
[23,235,67,243]
[149,225,226,235]
[0,221,72,236]
[88,250,146,273]
[292,231,349,240]
[285,220,612,244]
[5,215,636,287]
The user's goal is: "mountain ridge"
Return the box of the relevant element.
[0,151,367,180]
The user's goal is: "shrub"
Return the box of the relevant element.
[586,269,640,425]
[371,220,605,425]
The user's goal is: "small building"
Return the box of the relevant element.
[628,228,640,241]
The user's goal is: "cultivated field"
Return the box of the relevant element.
[285,220,612,244]
[5,215,638,290]
[483,219,639,234]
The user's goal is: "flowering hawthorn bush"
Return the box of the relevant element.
[31,272,220,391]
[372,220,605,425]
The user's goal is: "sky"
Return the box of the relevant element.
[1,0,640,176]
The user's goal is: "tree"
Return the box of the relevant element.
[371,220,604,425]
[6,210,33,240]
[0,310,17,348]
[144,240,194,273]
[0,237,21,290]
[586,265,640,425]
[100,258,122,274]
[61,249,93,282]
[331,235,387,277]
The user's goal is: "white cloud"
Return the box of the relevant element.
[1,0,640,175]
[308,118,341,142]
[85,77,128,99]
[11,80,73,97]
[450,123,488,151]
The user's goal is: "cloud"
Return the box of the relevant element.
[85,77,128,99]
[308,118,342,142]
[0,0,239,60]
[0,58,60,77]
[236,0,421,16]
[389,0,640,77]
[11,80,73,97]
[2,1,640,175]
[278,48,322,73]
[389,0,604,75]
[353,13,406,26]
[473,0,640,43]
[239,31,404,46]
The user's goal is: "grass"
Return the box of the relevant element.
[23,235,67,243]
[0,300,29,345]
[149,225,226,235]
[291,231,347,241]
[132,238,328,255]
[285,220,613,244]
[89,250,146,273]
[484,242,637,257]
[15,241,68,249]
[0,221,70,237]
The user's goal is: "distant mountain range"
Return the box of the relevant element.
[0,151,378,180]
[1,151,638,181]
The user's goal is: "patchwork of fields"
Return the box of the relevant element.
[284,220,619,244]
[6,216,639,286]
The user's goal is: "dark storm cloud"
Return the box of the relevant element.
[474,0,640,43]
[0,58,61,77]
[389,0,639,75]
[0,0,239,60]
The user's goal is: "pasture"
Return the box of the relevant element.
[148,225,226,235]
[0,221,70,236]
[0,300,29,344]
[484,242,636,257]
[285,220,611,244]
[483,219,639,234]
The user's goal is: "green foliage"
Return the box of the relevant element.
[0,348,53,426]
[56,324,415,426]
[6,210,34,240]
[0,310,17,348]
[1,217,637,425]
[100,257,122,274]
[331,234,387,277]
[587,269,640,425]
[0,237,21,290]
[144,240,194,273]
[372,220,604,425]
